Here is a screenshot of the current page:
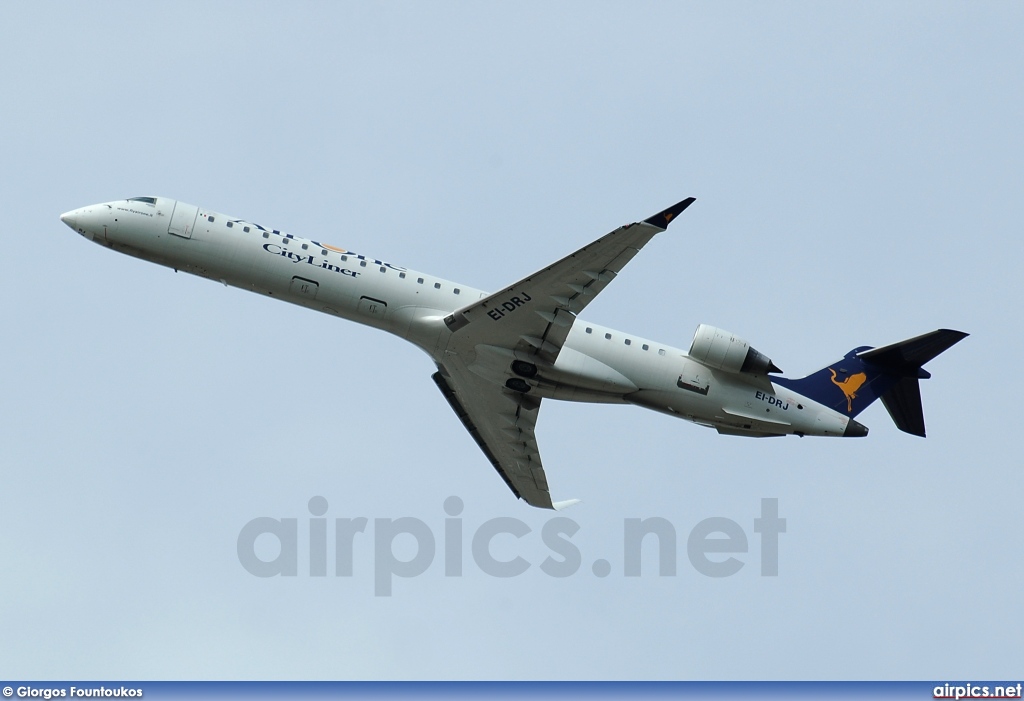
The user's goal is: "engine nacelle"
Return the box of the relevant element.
[688,324,781,375]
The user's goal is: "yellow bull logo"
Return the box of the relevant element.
[829,369,867,413]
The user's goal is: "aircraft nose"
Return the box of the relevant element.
[843,418,869,438]
[60,204,109,240]
[60,209,79,230]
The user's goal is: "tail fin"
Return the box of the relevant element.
[773,329,967,436]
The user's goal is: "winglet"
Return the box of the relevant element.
[643,197,696,229]
[553,499,582,511]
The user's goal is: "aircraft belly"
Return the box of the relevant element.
[625,371,815,436]
[549,346,638,395]
[721,406,791,426]
[627,387,708,420]
[813,410,849,437]
[391,305,451,354]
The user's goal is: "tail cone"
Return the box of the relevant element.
[844,419,869,438]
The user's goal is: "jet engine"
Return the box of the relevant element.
[688,324,781,375]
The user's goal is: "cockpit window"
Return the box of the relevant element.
[128,196,157,205]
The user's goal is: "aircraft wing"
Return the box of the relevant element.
[443,197,695,365]
[433,198,695,507]
[432,361,560,509]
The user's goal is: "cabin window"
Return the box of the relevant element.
[642,344,649,351]
[226,221,233,228]
[262,232,269,239]
[301,243,308,250]
[585,327,592,334]
[360,261,367,267]
[605,333,612,340]
[380,267,386,273]
[658,349,666,356]
[244,226,251,233]
[321,249,327,256]
[624,339,631,345]
[399,272,406,279]
[207,216,214,222]
[417,278,424,284]
[341,255,348,261]
[434,282,441,289]
[454,288,460,295]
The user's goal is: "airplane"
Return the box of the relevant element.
[60,196,967,509]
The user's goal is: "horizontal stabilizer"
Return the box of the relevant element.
[860,329,967,437]
[772,328,966,436]
[858,329,968,374]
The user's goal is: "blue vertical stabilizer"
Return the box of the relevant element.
[772,329,968,436]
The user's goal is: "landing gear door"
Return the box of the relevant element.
[168,201,199,239]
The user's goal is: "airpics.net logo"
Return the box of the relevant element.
[236,497,787,596]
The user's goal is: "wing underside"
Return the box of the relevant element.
[433,198,695,507]
[432,363,551,508]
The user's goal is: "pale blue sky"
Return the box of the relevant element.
[1,1,1021,679]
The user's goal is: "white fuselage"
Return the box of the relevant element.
[60,197,856,439]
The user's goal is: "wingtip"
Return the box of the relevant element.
[553,499,582,511]
[643,197,696,229]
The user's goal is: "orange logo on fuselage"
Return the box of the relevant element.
[829,369,867,413]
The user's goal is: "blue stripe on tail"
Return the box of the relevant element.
[772,329,968,435]
[772,347,900,418]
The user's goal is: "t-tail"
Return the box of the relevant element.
[772,329,968,437]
